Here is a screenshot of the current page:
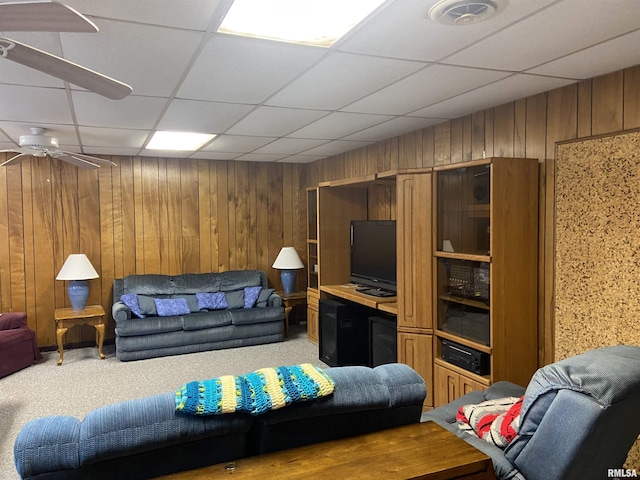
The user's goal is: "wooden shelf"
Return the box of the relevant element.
[438,294,490,311]
[434,251,491,262]
[320,284,396,310]
[435,329,491,354]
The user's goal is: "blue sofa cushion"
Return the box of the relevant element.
[120,293,145,318]
[182,311,233,331]
[230,307,284,326]
[154,298,190,317]
[244,287,262,308]
[256,288,275,308]
[225,290,245,309]
[14,415,81,478]
[115,316,184,337]
[196,292,228,311]
[78,393,253,465]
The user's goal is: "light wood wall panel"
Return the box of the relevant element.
[0,157,307,348]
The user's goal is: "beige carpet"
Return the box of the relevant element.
[0,324,322,480]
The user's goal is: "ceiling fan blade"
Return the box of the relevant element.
[0,38,132,100]
[48,151,100,169]
[0,1,98,32]
[0,152,31,167]
[57,150,117,167]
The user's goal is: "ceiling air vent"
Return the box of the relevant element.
[428,0,508,26]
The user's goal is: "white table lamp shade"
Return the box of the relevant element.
[56,254,99,280]
[272,247,304,269]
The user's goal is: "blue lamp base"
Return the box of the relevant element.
[68,280,89,311]
[280,270,297,295]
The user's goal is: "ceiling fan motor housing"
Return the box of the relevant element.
[19,128,59,156]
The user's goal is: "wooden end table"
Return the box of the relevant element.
[154,421,495,479]
[54,305,106,365]
[276,291,307,337]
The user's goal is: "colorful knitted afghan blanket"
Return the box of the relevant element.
[456,396,523,448]
[175,364,335,416]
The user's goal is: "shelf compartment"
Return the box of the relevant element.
[436,330,492,355]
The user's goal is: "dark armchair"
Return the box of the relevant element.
[0,312,43,378]
[424,345,640,480]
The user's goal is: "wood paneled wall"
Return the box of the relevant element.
[0,157,308,347]
[3,64,640,353]
[308,64,640,365]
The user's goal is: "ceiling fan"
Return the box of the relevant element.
[0,127,117,169]
[0,0,132,100]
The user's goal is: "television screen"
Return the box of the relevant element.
[350,220,397,295]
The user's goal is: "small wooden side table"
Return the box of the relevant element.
[276,291,307,337]
[54,305,106,365]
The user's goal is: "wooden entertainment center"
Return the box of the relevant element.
[307,158,539,410]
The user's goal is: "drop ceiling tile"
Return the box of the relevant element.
[226,106,328,137]
[189,151,241,160]
[343,65,511,115]
[234,153,290,162]
[343,116,443,142]
[266,52,425,110]
[301,140,373,157]
[0,85,73,124]
[201,135,277,153]
[64,0,225,30]
[288,112,394,139]
[528,29,640,80]
[337,0,558,61]
[60,20,203,97]
[179,35,326,104]
[445,0,640,71]
[73,92,167,129]
[78,126,150,149]
[253,138,328,155]
[158,99,255,132]
[277,154,327,164]
[413,74,576,119]
[83,146,142,157]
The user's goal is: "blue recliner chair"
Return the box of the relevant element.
[423,345,640,480]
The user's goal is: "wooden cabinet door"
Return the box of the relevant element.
[434,363,459,407]
[398,332,433,408]
[307,291,319,344]
[397,173,432,330]
[434,363,488,407]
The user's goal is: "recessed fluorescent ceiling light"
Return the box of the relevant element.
[218,0,387,47]
[146,131,215,151]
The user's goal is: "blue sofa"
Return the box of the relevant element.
[112,270,285,361]
[14,363,426,480]
[423,345,640,480]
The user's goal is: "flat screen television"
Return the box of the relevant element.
[350,220,397,296]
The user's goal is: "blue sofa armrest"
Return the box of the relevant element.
[267,292,282,308]
[112,301,131,322]
[14,416,81,479]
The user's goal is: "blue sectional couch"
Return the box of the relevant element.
[112,270,285,361]
[14,363,427,480]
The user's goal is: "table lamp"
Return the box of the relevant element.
[56,254,99,311]
[272,247,304,295]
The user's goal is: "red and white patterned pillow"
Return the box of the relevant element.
[456,396,523,448]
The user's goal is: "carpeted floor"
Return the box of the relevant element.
[0,323,322,480]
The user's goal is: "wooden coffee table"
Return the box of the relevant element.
[54,305,106,365]
[155,421,495,479]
